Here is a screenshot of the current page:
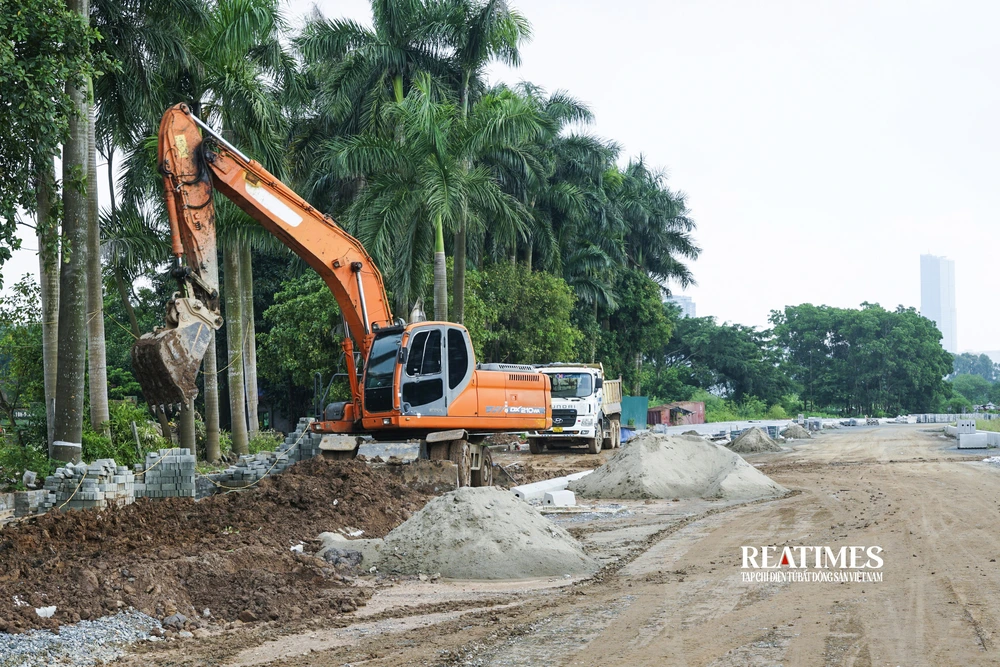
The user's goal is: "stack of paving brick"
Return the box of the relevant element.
[213,450,291,489]
[278,417,320,463]
[40,459,135,512]
[13,489,55,517]
[134,448,196,499]
[195,418,325,499]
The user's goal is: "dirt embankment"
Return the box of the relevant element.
[0,458,430,634]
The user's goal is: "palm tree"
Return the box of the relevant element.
[333,75,544,319]
[52,0,92,463]
[86,85,110,434]
[612,158,700,289]
[36,161,60,448]
[290,0,455,222]
[437,0,531,323]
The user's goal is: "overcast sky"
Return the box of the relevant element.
[9,1,998,352]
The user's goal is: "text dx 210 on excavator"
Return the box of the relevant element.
[131,104,551,487]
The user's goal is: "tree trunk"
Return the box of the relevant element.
[178,400,195,452]
[53,1,91,463]
[433,214,448,321]
[114,270,140,336]
[240,242,259,436]
[452,225,466,324]
[86,90,110,434]
[224,242,249,455]
[107,148,141,338]
[37,159,59,449]
[204,331,221,461]
[524,237,533,271]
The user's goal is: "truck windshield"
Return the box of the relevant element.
[547,372,593,398]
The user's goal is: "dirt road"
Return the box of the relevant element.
[121,425,1000,666]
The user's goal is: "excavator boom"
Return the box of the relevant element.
[133,104,393,410]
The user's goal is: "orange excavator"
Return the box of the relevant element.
[131,104,550,486]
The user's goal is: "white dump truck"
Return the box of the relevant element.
[527,364,622,455]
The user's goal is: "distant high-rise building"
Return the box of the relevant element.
[666,294,696,318]
[920,254,957,353]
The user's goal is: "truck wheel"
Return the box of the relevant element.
[528,438,544,455]
[471,446,494,487]
[450,440,472,487]
[603,419,620,449]
[587,437,602,454]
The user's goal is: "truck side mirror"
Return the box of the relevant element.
[595,377,603,389]
[397,347,408,364]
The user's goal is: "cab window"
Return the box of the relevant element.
[447,329,468,389]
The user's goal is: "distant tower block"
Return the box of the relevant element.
[920,254,957,353]
[666,294,696,318]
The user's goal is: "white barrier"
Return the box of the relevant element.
[512,470,593,502]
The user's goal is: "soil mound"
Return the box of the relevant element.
[782,424,812,439]
[682,430,703,437]
[728,427,782,453]
[568,433,787,501]
[370,487,598,579]
[0,458,430,633]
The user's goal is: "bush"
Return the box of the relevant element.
[83,401,169,467]
[766,404,789,420]
[249,429,284,454]
[0,435,54,490]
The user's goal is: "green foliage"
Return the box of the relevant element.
[248,429,283,455]
[0,437,54,491]
[258,271,346,416]
[82,400,167,466]
[770,303,953,415]
[766,404,789,420]
[976,420,1000,433]
[953,353,997,381]
[951,374,992,406]
[471,262,581,364]
[597,270,673,394]
[649,312,788,405]
[0,276,46,444]
[0,0,104,276]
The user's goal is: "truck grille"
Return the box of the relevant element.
[551,409,578,427]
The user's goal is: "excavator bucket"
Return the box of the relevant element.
[131,298,219,411]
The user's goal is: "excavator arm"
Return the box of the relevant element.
[132,104,394,411]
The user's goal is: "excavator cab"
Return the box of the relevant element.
[362,323,475,420]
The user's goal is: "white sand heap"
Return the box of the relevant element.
[781,423,812,439]
[728,427,782,453]
[331,487,599,580]
[568,433,787,501]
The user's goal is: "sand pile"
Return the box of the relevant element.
[568,433,787,501]
[682,430,703,437]
[352,487,598,579]
[728,427,782,453]
[782,423,812,439]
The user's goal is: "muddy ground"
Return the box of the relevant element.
[8,425,1000,666]
[0,458,429,634]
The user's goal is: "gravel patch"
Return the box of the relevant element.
[0,609,160,667]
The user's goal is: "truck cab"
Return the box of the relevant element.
[528,364,622,455]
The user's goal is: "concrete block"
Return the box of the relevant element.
[959,432,988,449]
[544,490,576,507]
